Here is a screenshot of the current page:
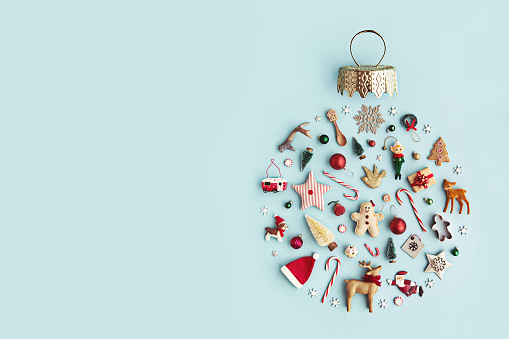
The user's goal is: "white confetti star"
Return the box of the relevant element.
[271,250,278,257]
[425,278,435,288]
[453,165,463,175]
[260,206,270,215]
[459,226,468,235]
[342,105,351,115]
[388,107,398,116]
[379,299,388,308]
[423,124,433,133]
[330,298,340,307]
[308,288,317,298]
[314,115,321,122]
[376,154,382,161]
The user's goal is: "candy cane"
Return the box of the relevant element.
[396,188,426,232]
[321,256,341,303]
[364,243,380,257]
[323,172,359,200]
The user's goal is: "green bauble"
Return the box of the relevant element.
[452,247,459,256]
[425,198,433,205]
[388,125,396,132]
[318,135,329,144]
[285,201,293,209]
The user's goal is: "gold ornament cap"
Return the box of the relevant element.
[337,30,398,98]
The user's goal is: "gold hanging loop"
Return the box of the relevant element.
[350,30,387,67]
[382,136,397,150]
[390,204,397,216]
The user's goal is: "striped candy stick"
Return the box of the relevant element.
[364,243,380,257]
[323,171,359,200]
[396,188,426,232]
[321,256,341,303]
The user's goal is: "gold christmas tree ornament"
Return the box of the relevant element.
[337,30,397,98]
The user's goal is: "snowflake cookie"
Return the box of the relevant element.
[353,105,385,134]
[308,288,317,298]
[459,226,468,235]
[314,115,321,122]
[379,299,388,308]
[425,278,435,288]
[330,298,340,307]
[423,124,433,133]
[271,250,278,257]
[453,165,463,175]
[342,105,351,115]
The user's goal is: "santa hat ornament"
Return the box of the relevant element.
[274,214,285,226]
[281,253,319,289]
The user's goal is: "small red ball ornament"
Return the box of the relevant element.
[367,140,376,147]
[330,153,347,170]
[328,200,345,216]
[290,235,303,249]
[390,217,407,235]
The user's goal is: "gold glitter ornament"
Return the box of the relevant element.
[337,30,398,98]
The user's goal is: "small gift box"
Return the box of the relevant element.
[407,167,436,193]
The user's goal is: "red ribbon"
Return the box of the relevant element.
[411,171,433,189]
[405,119,417,131]
[362,274,382,286]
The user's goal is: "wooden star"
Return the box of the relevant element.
[424,250,454,279]
[292,171,331,211]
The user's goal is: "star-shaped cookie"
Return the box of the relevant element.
[424,250,454,279]
[292,171,331,211]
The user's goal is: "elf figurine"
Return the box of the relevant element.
[390,140,405,180]
[387,271,423,297]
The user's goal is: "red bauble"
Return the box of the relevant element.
[330,153,347,170]
[290,235,303,249]
[368,140,376,147]
[390,217,407,235]
[328,200,345,216]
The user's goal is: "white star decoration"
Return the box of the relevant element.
[292,171,331,211]
[260,206,270,215]
[388,107,398,116]
[423,124,433,133]
[453,165,463,175]
[342,105,351,115]
[314,115,321,122]
[425,278,435,288]
[308,288,317,298]
[376,154,382,161]
[330,298,340,307]
[271,250,278,257]
[425,250,454,280]
[459,226,468,235]
[379,299,387,309]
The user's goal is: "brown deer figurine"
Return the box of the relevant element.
[344,261,382,313]
[443,179,470,215]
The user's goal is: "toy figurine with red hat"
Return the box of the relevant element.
[264,214,288,242]
[386,271,424,297]
[280,253,319,289]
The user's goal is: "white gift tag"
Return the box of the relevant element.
[401,234,425,259]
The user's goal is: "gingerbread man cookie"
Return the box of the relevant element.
[351,201,384,237]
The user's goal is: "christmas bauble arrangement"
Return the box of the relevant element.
[259,104,470,312]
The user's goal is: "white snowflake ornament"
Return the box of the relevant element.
[314,115,321,122]
[453,165,463,175]
[388,107,398,116]
[260,206,270,215]
[423,124,433,134]
[425,278,435,288]
[342,105,351,115]
[379,299,388,309]
[330,298,340,307]
[308,288,317,298]
[271,250,278,257]
[376,154,382,161]
[459,226,468,235]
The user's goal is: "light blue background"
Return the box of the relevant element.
[1,0,508,338]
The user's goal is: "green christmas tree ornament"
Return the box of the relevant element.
[301,147,314,171]
[352,137,365,160]
[387,237,397,263]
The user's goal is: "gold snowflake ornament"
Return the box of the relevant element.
[353,105,385,134]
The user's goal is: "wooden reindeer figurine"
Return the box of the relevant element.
[443,179,470,215]
[344,261,382,313]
